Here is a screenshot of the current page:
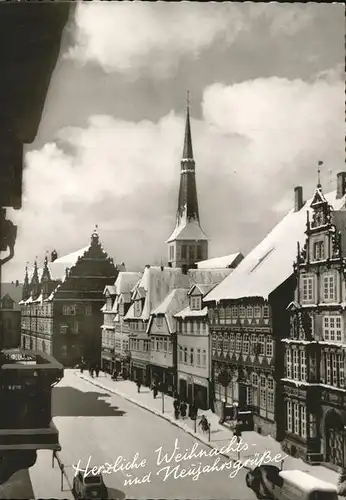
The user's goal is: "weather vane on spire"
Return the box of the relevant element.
[187,90,190,108]
[317,160,323,187]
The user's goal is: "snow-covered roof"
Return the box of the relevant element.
[278,470,336,493]
[205,188,346,303]
[175,306,208,319]
[197,252,243,269]
[115,272,142,296]
[189,283,215,296]
[125,267,190,321]
[104,285,117,296]
[188,268,232,286]
[149,288,189,333]
[166,205,208,243]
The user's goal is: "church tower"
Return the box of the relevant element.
[166,93,208,271]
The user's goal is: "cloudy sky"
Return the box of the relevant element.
[3,2,345,281]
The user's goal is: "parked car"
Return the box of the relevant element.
[245,465,338,500]
[73,470,108,500]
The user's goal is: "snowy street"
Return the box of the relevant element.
[49,370,257,500]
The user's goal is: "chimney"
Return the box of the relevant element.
[15,280,19,287]
[336,172,346,199]
[160,265,164,271]
[51,250,58,262]
[294,186,303,212]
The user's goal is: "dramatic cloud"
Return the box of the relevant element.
[6,73,344,281]
[66,2,339,79]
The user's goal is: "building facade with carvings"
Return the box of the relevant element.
[281,173,346,469]
[20,230,119,366]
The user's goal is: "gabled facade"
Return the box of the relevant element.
[101,272,141,376]
[148,288,189,395]
[20,230,120,366]
[166,97,208,271]
[281,174,346,469]
[205,173,346,441]
[126,266,190,386]
[175,283,215,410]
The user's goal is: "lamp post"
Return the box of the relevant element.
[162,390,165,414]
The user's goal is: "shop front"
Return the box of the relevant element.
[101,348,114,374]
[131,359,151,387]
[178,372,209,409]
[150,365,175,395]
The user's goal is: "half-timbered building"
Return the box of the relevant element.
[281,173,346,469]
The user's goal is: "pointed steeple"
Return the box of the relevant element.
[182,91,193,160]
[166,92,208,269]
[22,263,30,300]
[31,259,40,300]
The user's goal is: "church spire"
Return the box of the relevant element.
[166,92,208,269]
[182,91,193,160]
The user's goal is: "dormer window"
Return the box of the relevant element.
[313,241,325,261]
[118,302,124,316]
[134,300,142,318]
[191,296,201,310]
[156,316,163,327]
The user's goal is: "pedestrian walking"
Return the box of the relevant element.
[136,380,141,393]
[173,398,180,419]
[153,382,158,399]
[199,415,210,433]
[111,369,117,380]
[180,400,187,419]
[95,365,100,377]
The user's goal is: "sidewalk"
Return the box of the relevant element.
[75,370,340,487]
[29,450,74,500]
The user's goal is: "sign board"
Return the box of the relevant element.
[4,352,36,362]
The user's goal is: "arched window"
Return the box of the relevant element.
[260,375,267,410]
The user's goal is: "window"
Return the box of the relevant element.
[159,338,163,351]
[323,275,336,301]
[184,347,188,363]
[246,306,253,318]
[197,245,202,260]
[72,321,79,334]
[156,316,163,327]
[239,306,246,318]
[60,324,68,334]
[286,400,293,433]
[332,354,337,385]
[163,338,168,352]
[323,316,342,342]
[181,245,187,259]
[313,241,325,260]
[293,403,300,435]
[170,245,174,261]
[251,334,257,354]
[254,305,261,318]
[62,305,76,315]
[236,334,242,353]
[223,335,229,354]
[217,333,223,351]
[229,334,235,351]
[267,377,274,412]
[179,346,183,362]
[266,338,273,357]
[298,350,306,381]
[258,335,265,355]
[293,349,299,380]
[212,333,217,351]
[202,350,207,368]
[61,345,67,357]
[219,308,225,324]
[263,306,269,319]
[302,276,314,302]
[231,306,238,318]
[197,349,201,366]
[326,352,331,385]
[243,334,249,354]
[339,354,345,387]
[191,296,201,311]
[225,307,231,321]
[260,375,266,409]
